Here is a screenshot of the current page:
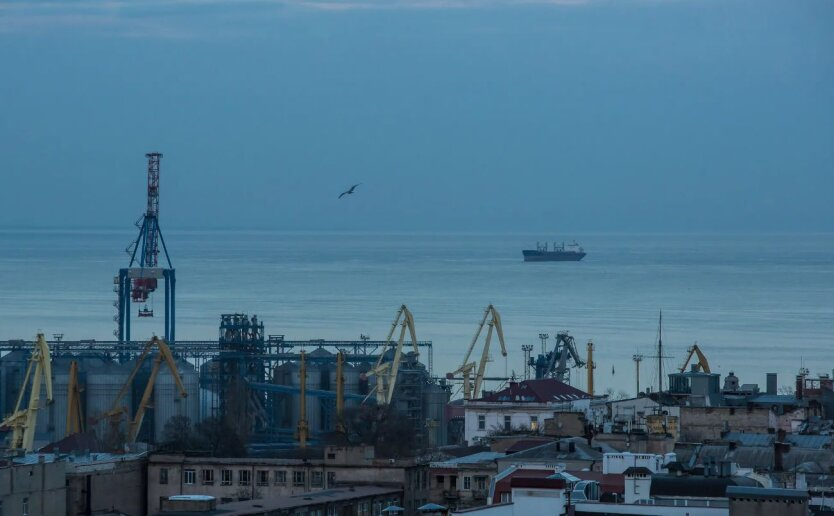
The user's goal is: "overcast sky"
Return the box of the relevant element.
[1,0,832,232]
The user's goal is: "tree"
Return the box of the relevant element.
[161,415,196,452]
[341,405,417,458]
[194,416,247,457]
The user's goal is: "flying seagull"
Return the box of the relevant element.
[339,183,361,199]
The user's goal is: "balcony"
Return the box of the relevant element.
[443,490,460,500]
[472,489,488,500]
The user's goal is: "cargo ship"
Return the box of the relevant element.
[523,241,586,262]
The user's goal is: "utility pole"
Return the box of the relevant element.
[586,341,595,397]
[521,345,533,381]
[632,354,644,396]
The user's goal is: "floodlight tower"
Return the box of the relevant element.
[632,354,644,396]
[116,153,175,342]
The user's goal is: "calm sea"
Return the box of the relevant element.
[1,229,832,395]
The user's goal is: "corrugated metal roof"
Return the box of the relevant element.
[750,394,801,405]
[722,432,832,449]
[786,435,832,449]
[724,433,774,447]
[11,451,146,466]
[727,486,808,500]
[433,451,505,466]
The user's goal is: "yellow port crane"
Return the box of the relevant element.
[1,333,53,451]
[296,351,309,448]
[106,336,187,444]
[66,360,85,437]
[448,305,507,400]
[364,305,419,405]
[680,343,711,374]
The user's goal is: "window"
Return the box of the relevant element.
[312,471,323,487]
[475,476,487,490]
[500,492,510,503]
[327,472,336,487]
[436,475,444,487]
[159,468,169,484]
[478,414,486,430]
[293,470,306,486]
[450,476,457,489]
[22,498,29,516]
[239,470,251,486]
[202,469,214,485]
[221,469,233,486]
[504,415,512,431]
[184,469,196,485]
[530,415,539,431]
[463,476,471,490]
[257,470,269,486]
[275,470,287,485]
[358,502,370,516]
[422,470,427,489]
[327,506,338,516]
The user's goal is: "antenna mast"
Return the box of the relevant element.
[657,311,663,392]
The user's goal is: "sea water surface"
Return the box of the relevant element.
[1,229,832,395]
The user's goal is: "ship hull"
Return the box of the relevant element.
[522,250,586,262]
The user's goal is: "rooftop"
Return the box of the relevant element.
[430,451,505,468]
[215,485,402,514]
[726,486,809,500]
[497,437,603,463]
[475,379,590,404]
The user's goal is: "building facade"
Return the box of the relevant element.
[147,447,430,515]
[0,456,66,516]
[464,380,591,445]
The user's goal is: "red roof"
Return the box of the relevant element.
[478,379,590,403]
[492,469,624,504]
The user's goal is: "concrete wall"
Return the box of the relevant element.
[574,501,728,515]
[511,487,566,516]
[450,502,514,516]
[147,455,424,515]
[603,453,664,474]
[66,457,147,516]
[729,498,807,516]
[679,406,771,442]
[543,412,586,437]
[0,460,66,516]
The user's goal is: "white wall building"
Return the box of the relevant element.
[464,379,591,445]
[602,452,671,475]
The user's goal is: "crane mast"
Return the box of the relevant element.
[449,305,508,400]
[105,336,187,445]
[1,333,53,451]
[141,152,161,270]
[296,351,309,448]
[117,152,176,342]
[364,305,419,405]
[680,343,711,373]
[66,360,85,437]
